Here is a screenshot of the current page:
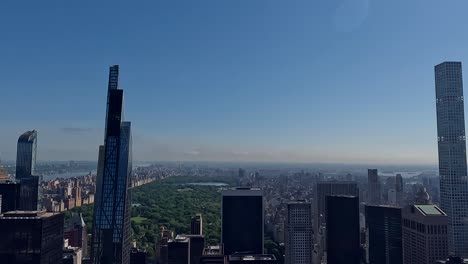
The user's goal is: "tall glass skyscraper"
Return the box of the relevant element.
[91,65,133,264]
[16,130,37,180]
[16,130,39,210]
[435,61,468,257]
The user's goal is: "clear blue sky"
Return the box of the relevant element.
[1,0,467,164]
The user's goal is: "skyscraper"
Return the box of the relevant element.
[395,174,403,206]
[16,130,39,210]
[314,181,359,231]
[191,213,203,235]
[402,204,448,264]
[168,235,189,264]
[326,195,360,264]
[367,169,381,205]
[186,235,205,264]
[222,188,263,255]
[91,65,133,264]
[0,211,64,263]
[366,205,403,264]
[16,130,37,180]
[435,61,468,257]
[285,201,312,264]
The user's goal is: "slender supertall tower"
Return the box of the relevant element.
[91,65,133,264]
[435,61,468,257]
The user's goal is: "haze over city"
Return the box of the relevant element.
[2,0,468,164]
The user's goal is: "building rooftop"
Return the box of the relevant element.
[204,245,223,255]
[0,180,19,185]
[228,255,277,261]
[222,188,262,196]
[130,247,147,254]
[170,235,190,243]
[18,130,37,143]
[435,256,468,263]
[366,204,401,209]
[174,234,204,240]
[414,204,446,216]
[0,210,59,219]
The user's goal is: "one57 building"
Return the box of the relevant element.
[91,65,133,264]
[435,61,468,257]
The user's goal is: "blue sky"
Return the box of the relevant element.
[1,0,468,164]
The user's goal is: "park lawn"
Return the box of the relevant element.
[131,216,148,224]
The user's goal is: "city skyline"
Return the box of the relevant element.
[3,1,468,164]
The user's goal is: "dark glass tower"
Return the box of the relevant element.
[326,195,360,264]
[222,188,263,255]
[16,130,39,210]
[91,65,133,264]
[366,205,402,264]
[0,211,64,263]
[315,181,358,232]
[16,130,37,180]
[435,61,468,257]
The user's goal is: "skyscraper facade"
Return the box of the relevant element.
[91,65,133,264]
[186,234,205,264]
[222,188,263,255]
[402,204,448,264]
[395,174,403,206]
[167,236,189,264]
[0,211,64,263]
[435,61,468,257]
[285,201,312,264]
[367,169,381,205]
[314,181,359,231]
[16,130,37,180]
[326,195,360,264]
[16,130,39,210]
[191,213,203,235]
[366,205,403,264]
